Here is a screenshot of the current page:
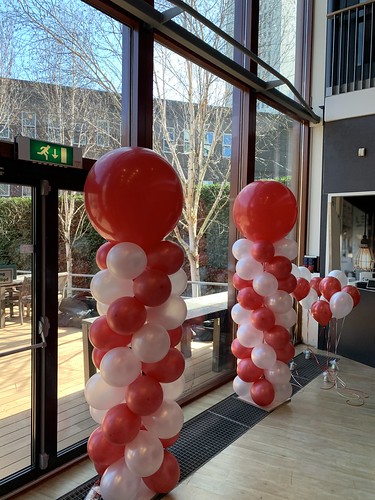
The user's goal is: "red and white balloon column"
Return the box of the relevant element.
[231,181,299,408]
[83,147,186,499]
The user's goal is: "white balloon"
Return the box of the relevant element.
[107,242,147,280]
[233,375,252,397]
[232,238,253,260]
[125,430,164,477]
[251,344,277,369]
[299,288,318,310]
[84,373,125,410]
[237,323,264,347]
[330,291,353,319]
[161,374,186,400]
[236,257,263,280]
[100,458,141,500]
[131,323,170,363]
[231,303,251,325]
[89,406,107,424]
[328,269,348,288]
[275,308,297,329]
[142,399,184,439]
[252,272,278,297]
[96,301,109,315]
[90,269,134,305]
[274,238,298,260]
[146,294,187,330]
[291,263,301,278]
[100,347,141,387]
[264,360,291,384]
[264,290,293,314]
[273,382,293,402]
[169,268,188,295]
[298,266,312,282]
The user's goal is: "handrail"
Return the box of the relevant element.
[327,0,375,18]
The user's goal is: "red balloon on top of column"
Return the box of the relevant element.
[233,181,298,243]
[84,147,183,250]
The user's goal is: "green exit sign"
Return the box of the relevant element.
[16,136,82,168]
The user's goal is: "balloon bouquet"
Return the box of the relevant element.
[231,180,300,409]
[83,147,187,499]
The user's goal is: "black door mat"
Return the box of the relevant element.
[57,352,332,500]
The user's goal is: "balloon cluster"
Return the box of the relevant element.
[231,181,299,408]
[295,268,361,326]
[83,147,186,499]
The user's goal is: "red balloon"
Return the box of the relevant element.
[232,273,253,290]
[102,403,141,445]
[142,450,180,493]
[264,325,290,350]
[237,357,264,382]
[167,326,183,347]
[94,461,111,476]
[96,241,115,270]
[275,341,295,363]
[265,256,292,280]
[147,240,185,275]
[142,348,185,383]
[133,268,172,307]
[277,273,297,294]
[237,286,264,310]
[92,347,108,369]
[160,432,180,448]
[292,277,311,301]
[251,240,275,263]
[125,374,163,416]
[319,276,341,301]
[251,307,275,331]
[84,147,183,249]
[89,315,132,350]
[310,276,322,296]
[231,338,253,359]
[233,181,297,243]
[107,296,147,335]
[311,300,332,326]
[87,427,125,464]
[251,379,275,406]
[341,285,361,307]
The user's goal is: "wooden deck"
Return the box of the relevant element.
[0,315,220,482]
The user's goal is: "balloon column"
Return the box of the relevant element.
[231,181,299,408]
[83,147,186,499]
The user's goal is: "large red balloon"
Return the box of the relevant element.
[84,147,183,249]
[233,181,297,243]
[142,450,180,493]
[277,273,297,293]
[251,379,275,406]
[319,276,341,301]
[275,341,295,363]
[142,348,185,383]
[265,256,292,280]
[264,325,290,350]
[231,338,253,359]
[89,315,132,350]
[237,286,264,310]
[102,403,141,445]
[232,273,253,290]
[292,277,311,301]
[310,276,322,296]
[87,427,125,464]
[237,357,264,382]
[251,307,275,331]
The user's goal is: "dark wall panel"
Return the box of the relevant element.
[323,115,375,194]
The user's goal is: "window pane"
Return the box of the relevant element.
[153,43,235,396]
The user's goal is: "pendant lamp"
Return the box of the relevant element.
[353,213,375,271]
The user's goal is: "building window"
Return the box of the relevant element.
[163,127,175,153]
[183,129,190,153]
[48,114,62,142]
[21,112,36,138]
[0,117,10,139]
[22,186,32,197]
[73,123,87,146]
[0,184,10,197]
[204,131,214,156]
[97,120,109,147]
[222,133,232,158]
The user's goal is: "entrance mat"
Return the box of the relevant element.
[57,352,331,500]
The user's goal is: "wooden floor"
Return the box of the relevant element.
[7,344,375,500]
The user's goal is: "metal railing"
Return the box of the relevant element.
[326,1,375,95]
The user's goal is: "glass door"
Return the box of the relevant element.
[0,158,89,498]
